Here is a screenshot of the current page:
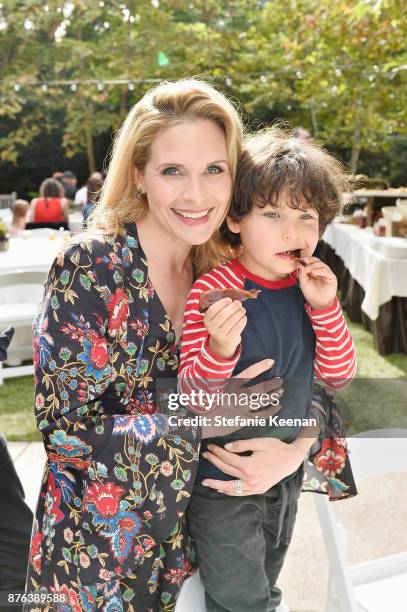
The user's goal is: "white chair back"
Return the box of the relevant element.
[0,192,17,209]
[347,429,407,480]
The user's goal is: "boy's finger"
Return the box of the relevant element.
[204,297,233,320]
[221,311,247,333]
[207,300,245,327]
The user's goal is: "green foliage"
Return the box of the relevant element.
[0,0,406,174]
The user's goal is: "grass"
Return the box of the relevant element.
[0,318,406,442]
[0,374,40,441]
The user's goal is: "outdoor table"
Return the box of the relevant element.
[68,211,83,234]
[350,189,407,226]
[321,222,407,355]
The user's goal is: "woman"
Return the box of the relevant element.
[28,178,69,226]
[26,78,278,612]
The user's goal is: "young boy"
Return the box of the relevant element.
[178,127,356,612]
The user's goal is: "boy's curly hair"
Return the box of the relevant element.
[221,126,350,246]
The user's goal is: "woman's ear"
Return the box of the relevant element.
[226,215,240,235]
[134,166,145,193]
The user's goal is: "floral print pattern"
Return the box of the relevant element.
[26,224,200,611]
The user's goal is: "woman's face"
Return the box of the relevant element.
[135,119,232,247]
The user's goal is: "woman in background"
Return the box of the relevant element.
[28,178,69,226]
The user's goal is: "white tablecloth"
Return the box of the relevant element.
[0,235,64,275]
[322,223,407,320]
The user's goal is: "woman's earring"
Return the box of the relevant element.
[137,189,145,200]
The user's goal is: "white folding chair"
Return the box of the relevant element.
[314,429,407,612]
[0,192,17,209]
[0,270,47,382]
[175,569,290,611]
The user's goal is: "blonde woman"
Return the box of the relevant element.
[26,79,275,611]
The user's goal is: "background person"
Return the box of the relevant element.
[27,178,69,226]
[10,199,29,237]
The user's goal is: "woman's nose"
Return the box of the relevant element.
[181,176,206,204]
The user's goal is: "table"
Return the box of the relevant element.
[351,189,407,226]
[0,235,64,275]
[322,223,407,355]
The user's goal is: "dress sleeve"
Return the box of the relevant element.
[33,241,115,445]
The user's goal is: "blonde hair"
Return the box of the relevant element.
[88,78,243,275]
[12,199,29,219]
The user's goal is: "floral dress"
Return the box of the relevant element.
[26,223,200,612]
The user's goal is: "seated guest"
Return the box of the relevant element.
[61,170,78,201]
[82,171,104,225]
[27,178,69,225]
[10,199,29,237]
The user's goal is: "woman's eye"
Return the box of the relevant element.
[162,167,180,176]
[207,165,223,174]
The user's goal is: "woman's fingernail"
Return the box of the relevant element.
[225,443,233,450]
[202,481,209,487]
[202,452,209,458]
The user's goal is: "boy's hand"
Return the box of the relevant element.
[297,256,337,311]
[204,297,247,359]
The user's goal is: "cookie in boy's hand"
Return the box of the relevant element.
[199,288,261,312]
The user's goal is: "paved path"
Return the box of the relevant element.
[8,442,407,612]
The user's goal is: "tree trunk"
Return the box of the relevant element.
[310,101,318,136]
[349,122,361,173]
[85,127,96,174]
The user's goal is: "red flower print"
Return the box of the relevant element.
[84,482,125,517]
[107,288,129,336]
[130,319,149,338]
[47,472,64,525]
[163,559,191,585]
[147,280,155,298]
[143,536,156,550]
[314,438,347,478]
[48,452,90,470]
[89,336,109,369]
[55,584,82,612]
[29,530,43,575]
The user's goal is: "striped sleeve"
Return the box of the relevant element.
[305,297,357,390]
[178,263,244,414]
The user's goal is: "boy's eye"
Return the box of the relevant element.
[301,213,316,220]
[207,165,223,174]
[264,211,279,219]
[162,167,180,176]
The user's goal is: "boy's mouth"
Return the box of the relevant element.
[275,249,302,260]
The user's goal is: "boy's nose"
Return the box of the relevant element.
[282,223,300,240]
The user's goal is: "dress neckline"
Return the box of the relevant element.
[125,222,182,346]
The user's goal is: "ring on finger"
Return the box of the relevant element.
[235,479,243,496]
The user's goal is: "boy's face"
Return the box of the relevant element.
[227,198,320,280]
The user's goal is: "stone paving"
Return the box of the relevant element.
[8,441,407,612]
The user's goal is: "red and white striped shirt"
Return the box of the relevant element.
[179,258,356,412]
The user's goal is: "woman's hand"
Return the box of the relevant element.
[297,256,337,311]
[200,359,284,438]
[200,435,315,496]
